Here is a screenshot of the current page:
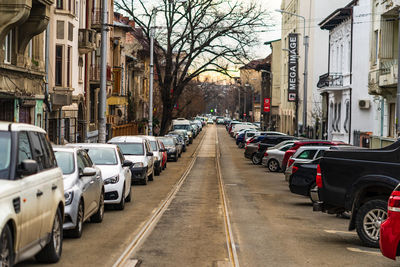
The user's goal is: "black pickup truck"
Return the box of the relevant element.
[315,142,400,247]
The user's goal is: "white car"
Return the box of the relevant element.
[68,144,132,210]
[54,147,105,238]
[0,122,65,266]
[139,135,163,176]
[108,136,155,185]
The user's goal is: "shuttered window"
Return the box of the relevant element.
[57,21,64,39]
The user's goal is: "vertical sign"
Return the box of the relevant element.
[263,98,271,112]
[288,33,298,102]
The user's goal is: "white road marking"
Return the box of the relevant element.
[324,230,357,235]
[225,184,238,186]
[124,259,140,267]
[347,247,382,256]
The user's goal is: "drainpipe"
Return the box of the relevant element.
[381,97,384,136]
[44,24,50,131]
[396,9,400,136]
[349,88,352,144]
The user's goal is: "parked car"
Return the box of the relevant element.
[380,184,400,260]
[173,129,190,147]
[160,136,180,162]
[168,131,187,152]
[216,118,224,124]
[251,135,297,165]
[284,146,330,181]
[261,140,296,172]
[157,139,168,170]
[108,136,154,185]
[172,118,193,143]
[236,130,259,148]
[230,123,257,138]
[207,119,214,124]
[141,135,163,176]
[54,147,105,238]
[0,122,65,265]
[281,140,344,171]
[68,144,132,210]
[314,143,398,247]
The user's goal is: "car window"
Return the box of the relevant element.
[280,144,293,152]
[29,132,46,171]
[150,141,158,151]
[39,133,56,169]
[315,149,326,158]
[0,131,12,180]
[76,153,86,174]
[80,151,93,167]
[297,150,317,159]
[117,147,125,163]
[54,151,75,175]
[115,143,145,155]
[87,148,118,165]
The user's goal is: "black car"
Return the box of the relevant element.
[252,135,297,165]
[289,158,320,201]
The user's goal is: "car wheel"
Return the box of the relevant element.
[35,208,63,263]
[148,169,154,181]
[183,146,187,152]
[355,199,387,248]
[0,225,13,267]
[142,173,148,185]
[115,186,126,210]
[67,201,84,238]
[252,154,261,165]
[308,183,316,203]
[126,187,132,203]
[91,191,104,223]
[174,153,178,162]
[268,159,279,172]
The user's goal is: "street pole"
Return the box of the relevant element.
[149,27,154,136]
[98,0,108,143]
[396,9,400,136]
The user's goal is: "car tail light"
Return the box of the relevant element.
[316,164,322,188]
[292,166,299,174]
[288,158,295,167]
[264,151,268,157]
[388,191,400,213]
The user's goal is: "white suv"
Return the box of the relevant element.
[0,122,65,266]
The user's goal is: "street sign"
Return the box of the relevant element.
[288,33,298,102]
[263,98,271,112]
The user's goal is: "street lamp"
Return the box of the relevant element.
[276,9,309,135]
[148,0,187,136]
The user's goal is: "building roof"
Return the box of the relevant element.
[240,55,272,71]
[319,6,352,30]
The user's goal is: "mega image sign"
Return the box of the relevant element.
[288,33,298,102]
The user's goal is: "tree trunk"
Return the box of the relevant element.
[160,100,173,135]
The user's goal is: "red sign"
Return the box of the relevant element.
[263,98,271,112]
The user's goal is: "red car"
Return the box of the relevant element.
[157,139,168,170]
[380,186,400,260]
[282,140,345,171]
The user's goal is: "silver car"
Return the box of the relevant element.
[284,146,330,181]
[54,147,105,238]
[262,141,296,172]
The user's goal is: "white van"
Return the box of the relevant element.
[172,118,193,143]
[231,123,258,137]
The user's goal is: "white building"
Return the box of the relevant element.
[317,0,379,145]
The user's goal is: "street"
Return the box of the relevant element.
[15,125,397,267]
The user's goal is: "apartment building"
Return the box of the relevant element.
[0,0,53,127]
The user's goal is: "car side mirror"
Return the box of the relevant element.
[123,160,133,167]
[81,167,96,177]
[159,148,166,152]
[147,151,154,156]
[20,159,38,176]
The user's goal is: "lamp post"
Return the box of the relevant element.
[276,9,309,135]
[148,0,187,136]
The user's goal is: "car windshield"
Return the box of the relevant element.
[0,131,11,180]
[161,138,174,146]
[87,148,117,165]
[150,141,158,151]
[174,125,190,131]
[116,143,144,155]
[54,151,75,175]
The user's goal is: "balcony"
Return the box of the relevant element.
[91,8,103,30]
[78,29,96,54]
[317,73,343,89]
[90,64,112,82]
[379,59,398,87]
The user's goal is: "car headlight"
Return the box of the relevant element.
[168,148,176,152]
[104,175,119,185]
[64,191,74,206]
[133,162,144,168]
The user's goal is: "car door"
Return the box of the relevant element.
[82,150,102,212]
[76,152,96,216]
[16,131,42,250]
[117,147,131,196]
[145,141,153,176]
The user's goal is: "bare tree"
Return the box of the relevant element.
[115,0,270,134]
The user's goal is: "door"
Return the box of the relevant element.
[29,132,60,239]
[76,152,97,216]
[82,150,102,214]
[17,131,42,250]
[117,147,131,196]
[145,141,153,176]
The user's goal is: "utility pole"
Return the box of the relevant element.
[98,0,108,143]
[396,9,400,136]
[149,27,154,136]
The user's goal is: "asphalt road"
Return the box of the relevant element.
[18,125,400,266]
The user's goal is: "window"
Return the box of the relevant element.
[113,68,121,95]
[115,143,145,155]
[68,22,73,41]
[56,0,63,9]
[87,148,118,165]
[68,0,72,12]
[27,40,33,60]
[67,46,71,87]
[56,21,64,39]
[90,87,96,123]
[64,118,70,142]
[374,30,379,65]
[78,57,83,82]
[55,45,63,86]
[3,30,12,64]
[389,103,396,137]
[297,150,317,160]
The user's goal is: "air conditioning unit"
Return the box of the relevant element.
[359,99,371,109]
